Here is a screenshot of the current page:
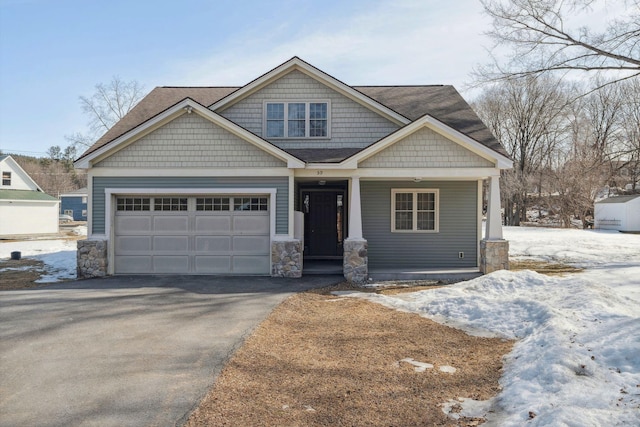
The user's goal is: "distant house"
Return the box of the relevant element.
[0,155,59,237]
[594,195,640,232]
[60,188,88,221]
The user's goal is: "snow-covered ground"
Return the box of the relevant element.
[338,227,640,426]
[0,225,86,282]
[2,226,638,425]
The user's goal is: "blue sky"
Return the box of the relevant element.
[0,0,496,156]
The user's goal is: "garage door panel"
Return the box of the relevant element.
[195,236,230,252]
[115,256,152,273]
[194,256,231,273]
[153,236,189,252]
[116,236,151,252]
[153,256,190,273]
[116,216,151,233]
[115,195,270,275]
[233,236,270,252]
[154,216,189,232]
[195,216,231,233]
[233,215,269,234]
[233,256,271,274]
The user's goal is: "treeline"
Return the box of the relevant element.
[473,77,640,228]
[3,146,87,197]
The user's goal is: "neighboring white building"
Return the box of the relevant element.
[0,155,59,237]
[594,195,640,233]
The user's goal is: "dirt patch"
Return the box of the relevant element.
[0,258,48,290]
[186,289,513,427]
[510,259,583,276]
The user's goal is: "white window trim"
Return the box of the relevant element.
[263,100,331,139]
[391,188,439,233]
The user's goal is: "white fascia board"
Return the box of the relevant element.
[210,57,409,126]
[347,115,513,170]
[89,167,293,177]
[74,99,304,170]
[294,167,500,179]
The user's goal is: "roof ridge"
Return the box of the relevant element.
[355,84,447,88]
[159,86,241,89]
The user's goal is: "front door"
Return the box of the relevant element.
[302,190,345,257]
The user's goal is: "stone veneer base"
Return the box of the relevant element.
[343,238,368,284]
[480,239,509,274]
[77,239,108,278]
[271,239,302,278]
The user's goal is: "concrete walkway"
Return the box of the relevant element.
[0,275,340,427]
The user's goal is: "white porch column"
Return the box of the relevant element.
[485,175,503,240]
[344,176,367,283]
[348,176,363,239]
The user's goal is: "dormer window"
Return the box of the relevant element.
[1,171,10,186]
[264,101,329,138]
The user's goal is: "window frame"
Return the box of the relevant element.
[263,100,330,139]
[390,189,439,233]
[1,171,11,186]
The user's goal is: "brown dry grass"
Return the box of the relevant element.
[0,258,47,290]
[510,259,583,276]
[186,288,514,427]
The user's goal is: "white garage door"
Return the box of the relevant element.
[114,195,270,274]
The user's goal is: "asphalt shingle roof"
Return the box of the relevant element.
[77,82,508,163]
[0,189,58,201]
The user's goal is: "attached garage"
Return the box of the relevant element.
[113,195,271,274]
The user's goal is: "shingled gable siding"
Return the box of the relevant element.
[361,180,478,269]
[91,177,289,235]
[94,113,286,168]
[359,127,494,168]
[218,70,400,150]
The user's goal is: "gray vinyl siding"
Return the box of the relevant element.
[218,70,400,150]
[92,177,289,235]
[361,181,478,269]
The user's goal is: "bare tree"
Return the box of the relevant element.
[474,76,569,225]
[476,0,640,91]
[66,76,144,148]
[616,78,640,191]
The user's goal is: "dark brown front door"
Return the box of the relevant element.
[303,190,344,257]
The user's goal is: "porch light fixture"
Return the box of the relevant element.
[319,180,326,185]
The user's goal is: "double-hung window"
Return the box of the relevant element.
[265,101,329,138]
[1,171,10,186]
[391,189,439,232]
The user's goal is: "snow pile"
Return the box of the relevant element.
[0,234,83,283]
[339,228,640,426]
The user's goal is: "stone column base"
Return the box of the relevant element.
[77,239,108,278]
[480,239,509,274]
[343,238,368,284]
[271,239,302,278]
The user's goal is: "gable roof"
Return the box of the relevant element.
[76,58,509,164]
[0,155,44,192]
[74,98,305,169]
[210,56,409,126]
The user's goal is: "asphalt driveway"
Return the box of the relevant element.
[0,275,339,427]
